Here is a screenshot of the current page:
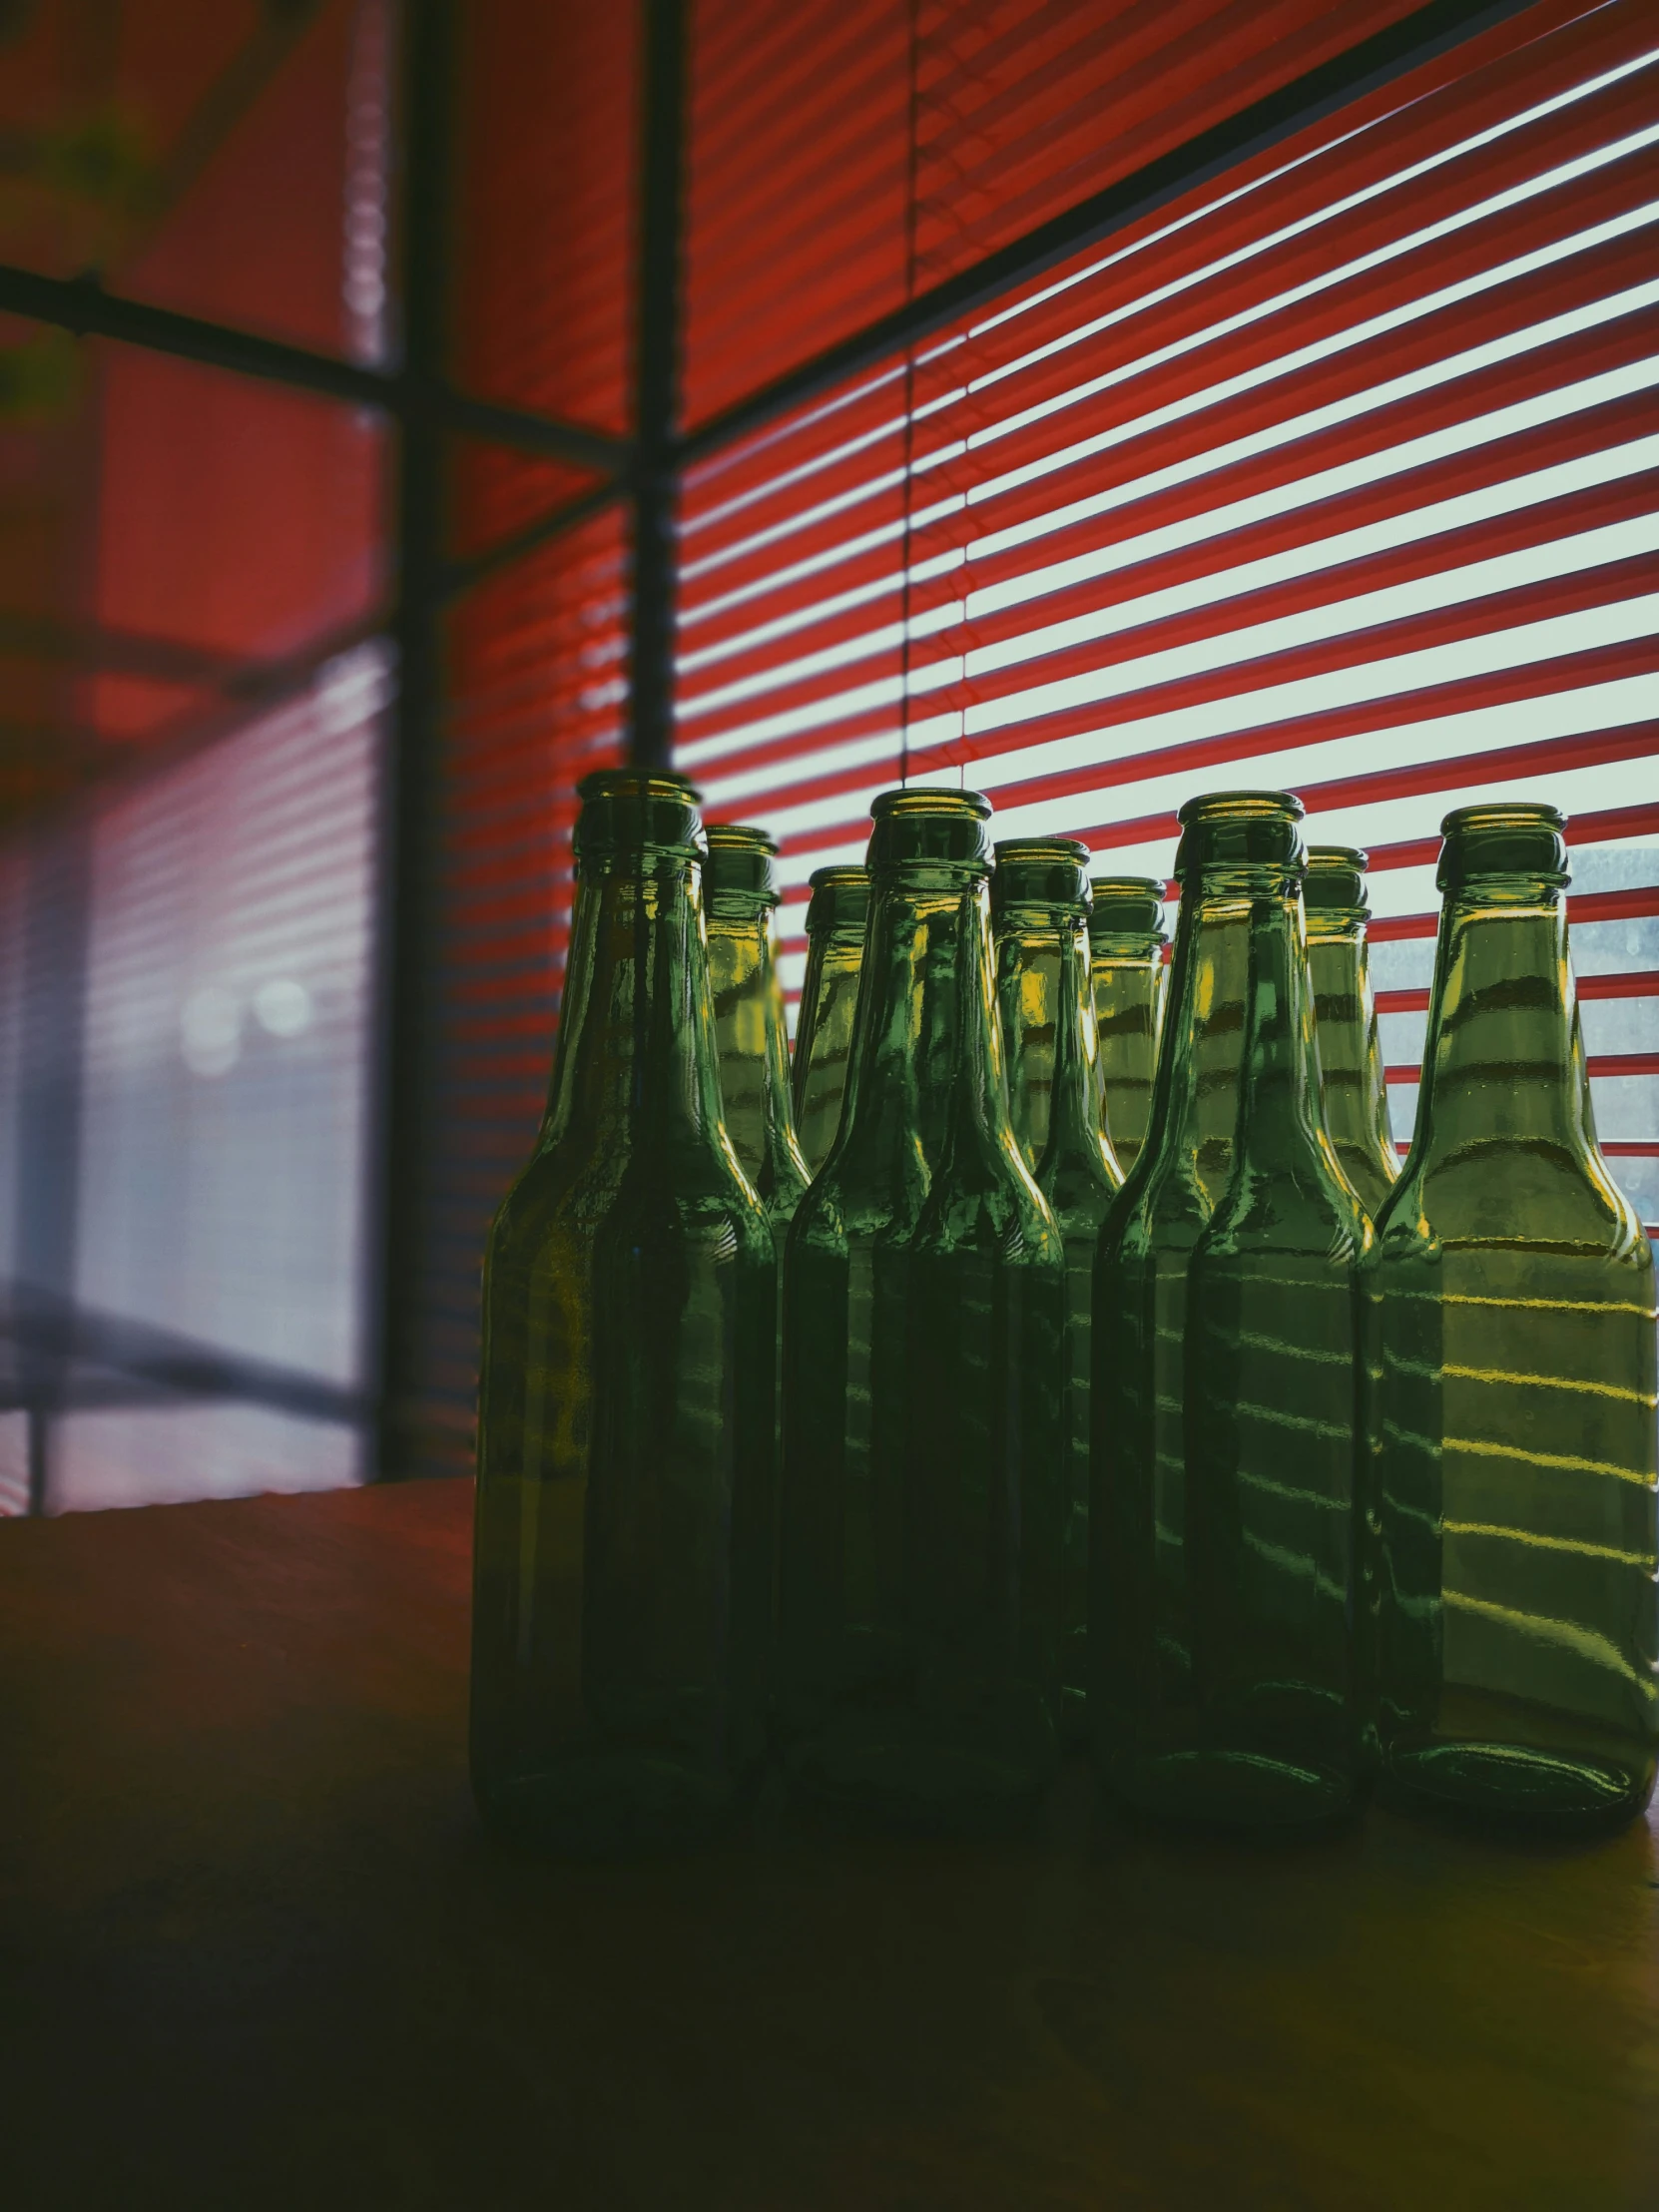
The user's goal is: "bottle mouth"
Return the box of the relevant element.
[704,823,782,908]
[1437,802,1569,892]
[992,837,1092,915]
[574,770,705,863]
[1175,790,1305,878]
[866,786,994,872]
[1087,874,1166,940]
[1304,844,1370,914]
[805,864,870,935]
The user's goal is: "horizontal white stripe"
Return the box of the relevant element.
[724,630,1659,852]
[684,174,1659,596]
[690,518,1659,790]
[935,122,1659,476]
[682,43,1659,543]
[682,410,1659,725]
[680,267,1659,657]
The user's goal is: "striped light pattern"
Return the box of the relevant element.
[677,0,1659,1219]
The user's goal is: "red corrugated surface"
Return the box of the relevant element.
[417,515,629,1459]
[451,0,637,432]
[677,0,1659,1211]
[682,0,1436,425]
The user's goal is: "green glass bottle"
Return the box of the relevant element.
[703,823,810,1227]
[993,837,1094,1171]
[1368,803,1658,1832]
[1087,875,1167,1177]
[1025,848,1122,1749]
[1305,844,1397,1223]
[470,771,777,1855]
[780,788,1067,1826]
[792,863,869,1175]
[1182,800,1372,1828]
[1092,794,1290,1815]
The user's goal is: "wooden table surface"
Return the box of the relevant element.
[2,1477,1656,2210]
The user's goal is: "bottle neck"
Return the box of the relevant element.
[1131,873,1252,1217]
[995,904,1074,1170]
[1413,888,1591,1166]
[543,855,725,1159]
[705,904,808,1200]
[1038,918,1120,1204]
[831,864,993,1211]
[1227,870,1331,1179]
[1306,915,1394,1178]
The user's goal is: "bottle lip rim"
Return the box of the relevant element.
[807,864,869,888]
[1089,873,1166,898]
[1306,843,1369,870]
[992,835,1091,865]
[577,768,704,806]
[704,822,779,854]
[869,785,993,821]
[1176,788,1304,827]
[1440,801,1567,836]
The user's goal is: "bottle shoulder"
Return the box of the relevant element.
[1373,1143,1648,1264]
[489,1125,773,1262]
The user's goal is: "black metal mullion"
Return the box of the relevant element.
[372,0,453,1480]
[0,261,630,476]
[628,0,689,773]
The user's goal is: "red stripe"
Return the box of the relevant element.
[1386,1051,1659,1082]
[1379,969,1659,1014]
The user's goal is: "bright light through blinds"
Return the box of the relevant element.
[675,0,1659,1213]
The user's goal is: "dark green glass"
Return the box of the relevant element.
[1087,875,1167,1177]
[1368,803,1658,1833]
[792,864,869,1175]
[1022,848,1122,1750]
[1183,802,1372,1829]
[1305,844,1397,1223]
[780,788,1067,1827]
[1094,793,1357,1824]
[704,823,810,1227]
[994,837,1095,1172]
[470,772,777,1855]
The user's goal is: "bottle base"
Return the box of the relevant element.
[1111,1745,1362,1834]
[473,1750,736,1858]
[1380,1738,1655,1836]
[788,1718,1052,1834]
[1059,1683,1090,1752]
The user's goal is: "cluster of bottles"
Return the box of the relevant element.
[470,774,1659,1853]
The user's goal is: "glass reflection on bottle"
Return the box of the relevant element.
[1368,803,1658,1833]
[470,773,776,1855]
[1017,845,1122,1748]
[994,838,1092,1171]
[1087,876,1167,1178]
[781,789,1066,1827]
[1093,803,1252,1810]
[704,823,810,1229]
[1305,844,1396,1223]
[1183,801,1371,1829]
[792,864,869,1176]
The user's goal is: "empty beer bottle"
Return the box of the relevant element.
[1368,803,1658,1832]
[1028,848,1121,1747]
[781,788,1067,1826]
[792,864,869,1174]
[1183,801,1372,1828]
[993,837,1094,1171]
[471,772,777,1854]
[1091,795,1272,1813]
[704,823,810,1227]
[1305,844,1397,1222]
[1087,876,1167,1176]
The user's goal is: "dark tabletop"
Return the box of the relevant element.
[2,1477,1656,2210]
